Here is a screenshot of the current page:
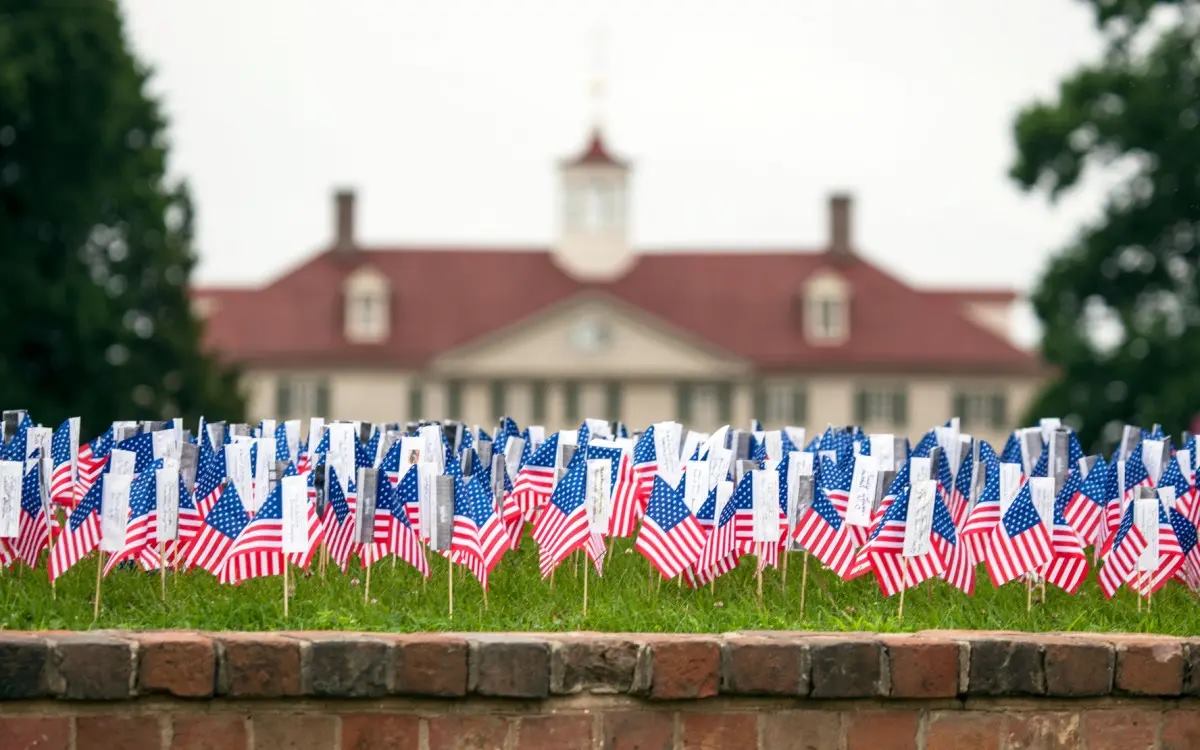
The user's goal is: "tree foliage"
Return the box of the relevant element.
[0,1,243,433]
[1012,0,1200,450]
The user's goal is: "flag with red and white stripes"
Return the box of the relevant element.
[1098,500,1148,598]
[1042,472,1090,594]
[223,466,323,584]
[14,460,51,568]
[508,432,559,523]
[48,478,103,582]
[532,447,603,577]
[183,481,249,578]
[635,474,704,580]
[985,482,1053,588]
[451,473,510,588]
[49,419,78,508]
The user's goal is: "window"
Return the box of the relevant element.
[803,271,849,343]
[756,381,807,425]
[953,390,1007,429]
[343,267,390,343]
[564,381,581,423]
[678,382,731,428]
[530,380,547,422]
[445,380,463,420]
[604,381,622,422]
[490,380,507,420]
[408,382,424,421]
[854,385,908,426]
[275,377,330,419]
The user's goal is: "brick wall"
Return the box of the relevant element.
[1,630,1198,749]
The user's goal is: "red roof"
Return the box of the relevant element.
[193,247,1040,374]
[564,130,626,168]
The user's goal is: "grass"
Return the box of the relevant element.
[0,537,1194,633]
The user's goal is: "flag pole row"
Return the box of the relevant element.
[0,410,1195,621]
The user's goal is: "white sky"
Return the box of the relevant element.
[122,0,1110,343]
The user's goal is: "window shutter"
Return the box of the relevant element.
[952,393,967,424]
[530,380,546,422]
[853,389,868,423]
[793,385,808,424]
[753,383,766,424]
[275,378,291,418]
[717,382,732,423]
[490,380,506,420]
[677,383,693,423]
[605,381,622,421]
[315,379,330,418]
[446,380,462,419]
[893,388,908,427]
[408,382,424,421]
[990,393,1007,428]
[564,382,580,423]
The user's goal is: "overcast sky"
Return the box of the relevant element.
[122,0,1110,340]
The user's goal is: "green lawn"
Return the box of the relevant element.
[0,538,1193,633]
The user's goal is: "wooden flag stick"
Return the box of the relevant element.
[799,551,809,619]
[283,560,289,619]
[448,558,454,618]
[93,551,105,621]
[781,549,789,590]
[158,541,167,602]
[47,507,57,599]
[582,554,589,617]
[756,568,764,609]
[1039,578,1047,605]
[364,561,372,604]
[482,581,489,610]
[1026,576,1033,613]
[897,556,909,622]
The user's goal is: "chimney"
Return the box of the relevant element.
[334,189,356,253]
[828,192,853,257]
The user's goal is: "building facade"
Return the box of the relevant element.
[193,132,1042,446]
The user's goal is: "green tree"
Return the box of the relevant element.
[0,1,243,436]
[1012,0,1200,450]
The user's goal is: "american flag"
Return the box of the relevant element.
[629,425,659,512]
[193,436,226,517]
[508,432,559,523]
[1041,471,1089,594]
[1000,432,1022,464]
[795,457,860,580]
[0,537,13,569]
[492,416,520,459]
[947,447,973,523]
[1129,497,1184,597]
[451,473,510,588]
[324,467,359,573]
[960,459,1001,563]
[696,473,749,576]
[373,464,429,576]
[984,482,1052,587]
[0,413,31,460]
[75,427,113,500]
[1169,507,1199,591]
[532,448,603,577]
[48,478,103,582]
[690,485,739,585]
[14,460,50,568]
[183,481,249,578]
[635,474,705,580]
[607,449,642,538]
[223,465,323,585]
[1110,442,1153,540]
[49,419,77,508]
[860,484,953,596]
[102,469,160,576]
[1063,455,1110,545]
[116,431,156,474]
[1098,499,1148,598]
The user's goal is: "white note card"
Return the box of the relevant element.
[281,474,309,554]
[416,462,438,541]
[999,463,1023,515]
[1142,439,1166,486]
[0,460,21,538]
[909,456,932,485]
[586,458,613,533]
[683,460,710,514]
[100,473,133,552]
[751,469,781,542]
[903,480,937,557]
[846,455,879,527]
[155,466,180,542]
[1029,476,1056,534]
[1134,497,1160,572]
[869,434,895,472]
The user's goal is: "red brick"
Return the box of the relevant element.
[170,715,246,750]
[1114,637,1184,696]
[250,714,336,750]
[926,712,1002,750]
[76,715,163,750]
[1002,713,1080,750]
[390,635,468,696]
[1042,638,1113,696]
[680,712,756,749]
[845,710,918,750]
[516,715,592,749]
[602,711,674,750]
[1080,709,1159,750]
[646,637,720,699]
[215,634,302,697]
[0,716,69,750]
[1162,709,1200,750]
[721,636,807,695]
[760,711,841,750]
[135,632,215,698]
[883,636,960,698]
[428,715,511,750]
[340,714,420,750]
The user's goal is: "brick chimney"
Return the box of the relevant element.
[828,192,853,257]
[333,189,356,254]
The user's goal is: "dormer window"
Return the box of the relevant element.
[804,271,849,344]
[343,266,389,343]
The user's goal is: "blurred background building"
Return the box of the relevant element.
[193,130,1041,444]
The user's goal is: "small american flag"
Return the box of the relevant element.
[635,474,704,580]
[959,459,1001,563]
[1063,455,1110,545]
[324,467,360,573]
[183,481,249,578]
[628,425,659,511]
[1169,507,1199,591]
[696,473,748,576]
[75,427,113,500]
[49,479,103,582]
[49,419,77,508]
[102,468,160,577]
[452,473,510,589]
[1109,442,1153,539]
[1041,471,1089,594]
[508,432,559,523]
[223,464,323,584]
[794,458,859,580]
[1098,499,1148,598]
[860,484,953,596]
[1129,498,1184,597]
[15,460,50,568]
[373,465,429,576]
[532,448,603,577]
[984,482,1052,588]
